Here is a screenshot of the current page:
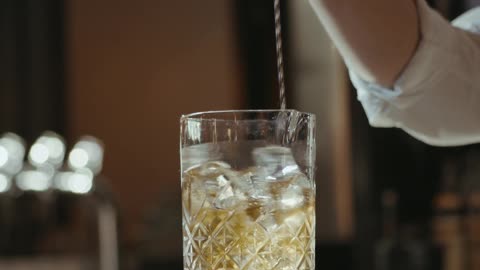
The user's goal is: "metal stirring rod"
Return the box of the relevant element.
[274,0,287,110]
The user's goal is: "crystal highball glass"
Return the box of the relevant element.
[180,110,316,270]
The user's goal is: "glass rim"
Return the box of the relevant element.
[181,109,315,120]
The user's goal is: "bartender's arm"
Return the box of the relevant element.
[309,0,480,146]
[309,0,419,87]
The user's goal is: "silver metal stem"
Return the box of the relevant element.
[274,0,287,110]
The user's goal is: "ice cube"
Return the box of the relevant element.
[282,210,307,234]
[231,168,273,201]
[290,173,313,192]
[185,161,231,177]
[184,161,234,210]
[274,173,312,210]
[256,210,278,232]
[252,146,300,180]
[273,176,312,230]
[214,168,269,210]
[280,186,304,209]
[213,184,236,209]
[186,161,231,198]
[181,144,222,172]
[213,173,244,210]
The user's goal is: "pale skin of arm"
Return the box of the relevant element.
[309,0,420,87]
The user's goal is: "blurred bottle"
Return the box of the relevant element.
[432,159,467,270]
[375,190,432,270]
[466,192,480,270]
[46,135,118,270]
[67,136,119,270]
[10,131,62,255]
[465,0,480,8]
[0,132,118,270]
[375,190,398,270]
[462,150,480,270]
[0,133,26,253]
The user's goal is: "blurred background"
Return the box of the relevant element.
[1,0,480,269]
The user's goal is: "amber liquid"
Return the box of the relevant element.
[182,162,315,270]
